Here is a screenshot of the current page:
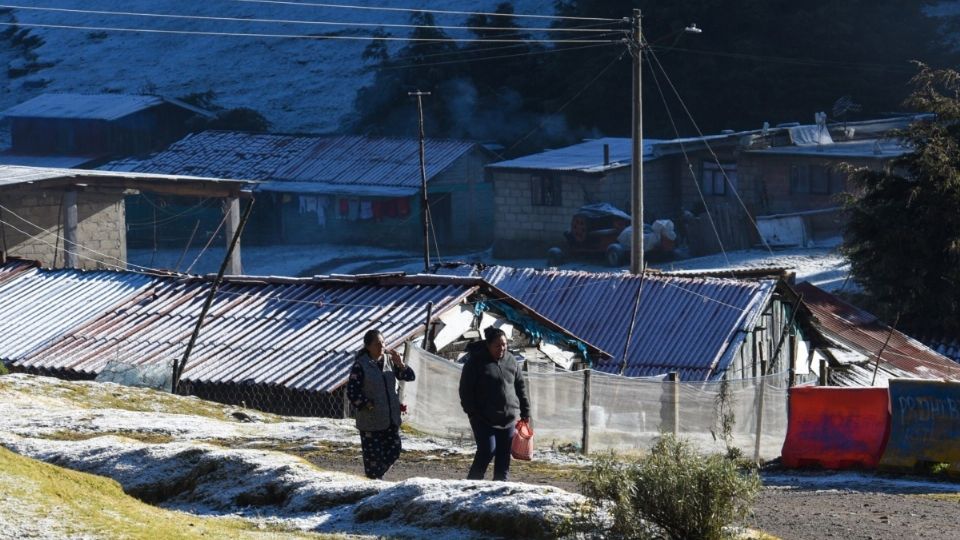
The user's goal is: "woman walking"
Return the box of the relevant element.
[347,329,415,480]
[458,327,531,481]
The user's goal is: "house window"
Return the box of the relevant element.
[702,162,737,196]
[531,174,562,206]
[791,165,846,194]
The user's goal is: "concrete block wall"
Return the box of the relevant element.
[0,188,126,269]
[492,163,682,258]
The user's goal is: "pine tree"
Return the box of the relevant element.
[842,64,960,336]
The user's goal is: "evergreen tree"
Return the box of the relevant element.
[842,65,960,336]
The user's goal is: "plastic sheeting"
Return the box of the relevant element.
[95,357,174,392]
[404,344,789,459]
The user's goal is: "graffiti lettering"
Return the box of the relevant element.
[898,396,960,425]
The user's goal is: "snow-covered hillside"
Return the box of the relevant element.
[0,373,584,539]
[2,0,555,138]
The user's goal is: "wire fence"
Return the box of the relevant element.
[404,343,815,460]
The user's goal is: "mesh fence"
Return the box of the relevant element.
[405,343,802,460]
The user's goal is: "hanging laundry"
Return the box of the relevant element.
[359,200,374,220]
[316,196,330,227]
[339,198,350,219]
[397,197,411,217]
[298,195,318,215]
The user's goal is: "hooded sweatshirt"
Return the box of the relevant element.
[458,340,531,429]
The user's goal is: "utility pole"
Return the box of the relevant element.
[630,9,644,275]
[409,90,432,273]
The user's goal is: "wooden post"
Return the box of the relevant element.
[819,358,828,386]
[753,365,767,465]
[582,368,591,455]
[224,197,242,275]
[788,332,797,387]
[63,189,78,268]
[672,372,680,436]
[421,301,434,351]
[342,385,351,419]
[173,199,254,393]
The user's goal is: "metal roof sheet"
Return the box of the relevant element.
[0,153,104,169]
[796,282,959,381]
[479,266,776,380]
[745,138,910,158]
[0,164,252,190]
[1,93,208,121]
[0,267,156,362]
[487,137,662,173]
[8,270,478,393]
[115,131,485,188]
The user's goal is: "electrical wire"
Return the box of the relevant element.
[0,21,619,43]
[504,47,628,154]
[650,44,919,74]
[229,0,623,22]
[645,46,775,256]
[643,47,732,270]
[376,42,619,72]
[2,4,622,34]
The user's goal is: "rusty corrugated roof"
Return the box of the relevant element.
[479,266,776,380]
[0,267,156,362]
[796,281,959,381]
[12,272,476,393]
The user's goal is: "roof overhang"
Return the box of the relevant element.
[0,165,255,198]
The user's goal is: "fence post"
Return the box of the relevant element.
[582,369,591,455]
[788,332,797,387]
[341,386,351,419]
[660,372,679,436]
[671,372,680,436]
[398,341,411,407]
[753,363,767,464]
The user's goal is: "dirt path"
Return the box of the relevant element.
[297,445,960,540]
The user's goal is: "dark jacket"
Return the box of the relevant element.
[349,351,415,432]
[458,340,531,429]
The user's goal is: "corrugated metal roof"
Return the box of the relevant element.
[0,267,156,362]
[0,164,251,190]
[796,282,959,381]
[13,273,476,393]
[115,131,485,188]
[1,93,209,121]
[487,137,662,173]
[0,258,36,286]
[274,135,483,188]
[479,266,776,380]
[0,153,104,169]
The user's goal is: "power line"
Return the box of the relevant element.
[643,47,732,270]
[377,42,618,72]
[0,21,618,43]
[3,4,622,34]
[504,47,628,154]
[230,0,623,22]
[645,46,775,257]
[651,45,918,74]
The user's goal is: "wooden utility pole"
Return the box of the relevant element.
[630,9,644,274]
[409,90,432,273]
[173,199,254,393]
